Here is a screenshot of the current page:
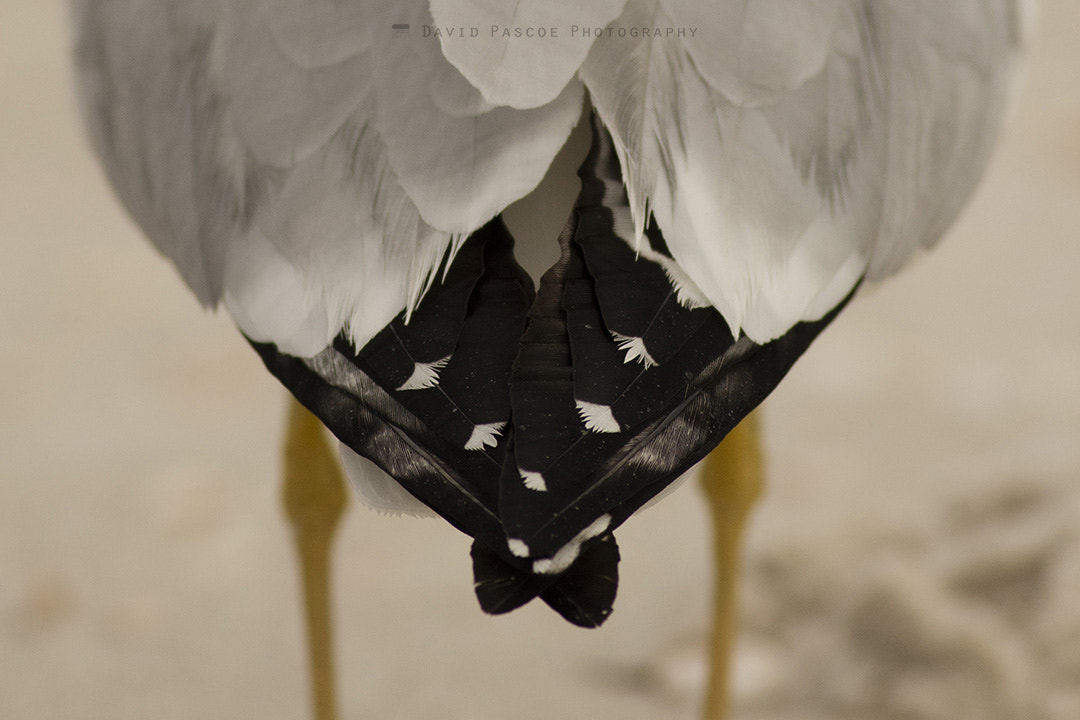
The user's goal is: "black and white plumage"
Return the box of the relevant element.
[70,0,1029,627]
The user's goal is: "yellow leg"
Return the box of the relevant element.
[699,412,765,720]
[282,397,348,720]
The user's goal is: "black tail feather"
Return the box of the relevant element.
[471,534,620,628]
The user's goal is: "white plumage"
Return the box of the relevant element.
[73,0,1028,349]
[70,0,1030,626]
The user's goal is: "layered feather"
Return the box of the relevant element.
[429,0,626,108]
[580,0,1025,342]
[73,0,1026,350]
[72,0,581,356]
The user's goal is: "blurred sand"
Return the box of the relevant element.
[2,2,1079,719]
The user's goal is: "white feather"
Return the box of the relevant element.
[224,3,368,167]
[636,244,712,310]
[261,0,370,69]
[72,0,585,356]
[220,229,334,357]
[72,0,1026,354]
[396,356,451,391]
[610,334,657,369]
[429,0,626,108]
[670,0,848,106]
[520,471,548,492]
[580,0,1025,342]
[532,515,612,575]
[375,75,583,237]
[338,443,435,518]
[575,400,622,434]
[464,422,507,451]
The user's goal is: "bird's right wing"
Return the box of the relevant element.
[579,0,1028,343]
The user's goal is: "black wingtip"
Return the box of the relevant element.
[471,535,620,628]
[471,541,544,616]
[539,535,620,628]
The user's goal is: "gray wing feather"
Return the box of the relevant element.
[71,0,582,355]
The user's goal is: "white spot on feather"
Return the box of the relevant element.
[396,355,450,391]
[611,332,657,368]
[508,539,530,558]
[520,470,548,492]
[464,422,506,450]
[532,514,612,575]
[575,400,621,434]
[645,249,712,310]
[609,205,711,310]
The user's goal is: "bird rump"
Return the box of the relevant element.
[250,119,849,626]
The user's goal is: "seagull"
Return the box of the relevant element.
[69,1,1030,718]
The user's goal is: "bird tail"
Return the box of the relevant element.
[470,534,620,628]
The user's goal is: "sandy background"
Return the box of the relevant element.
[2,2,1079,719]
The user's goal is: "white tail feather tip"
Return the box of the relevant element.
[521,470,548,492]
[396,355,451,391]
[611,333,657,368]
[508,539,530,558]
[464,422,507,451]
[575,400,621,434]
[533,514,612,575]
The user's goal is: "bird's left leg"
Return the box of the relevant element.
[282,396,348,720]
[698,411,765,720]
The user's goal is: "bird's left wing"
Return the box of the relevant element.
[71,0,585,530]
[71,0,583,357]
